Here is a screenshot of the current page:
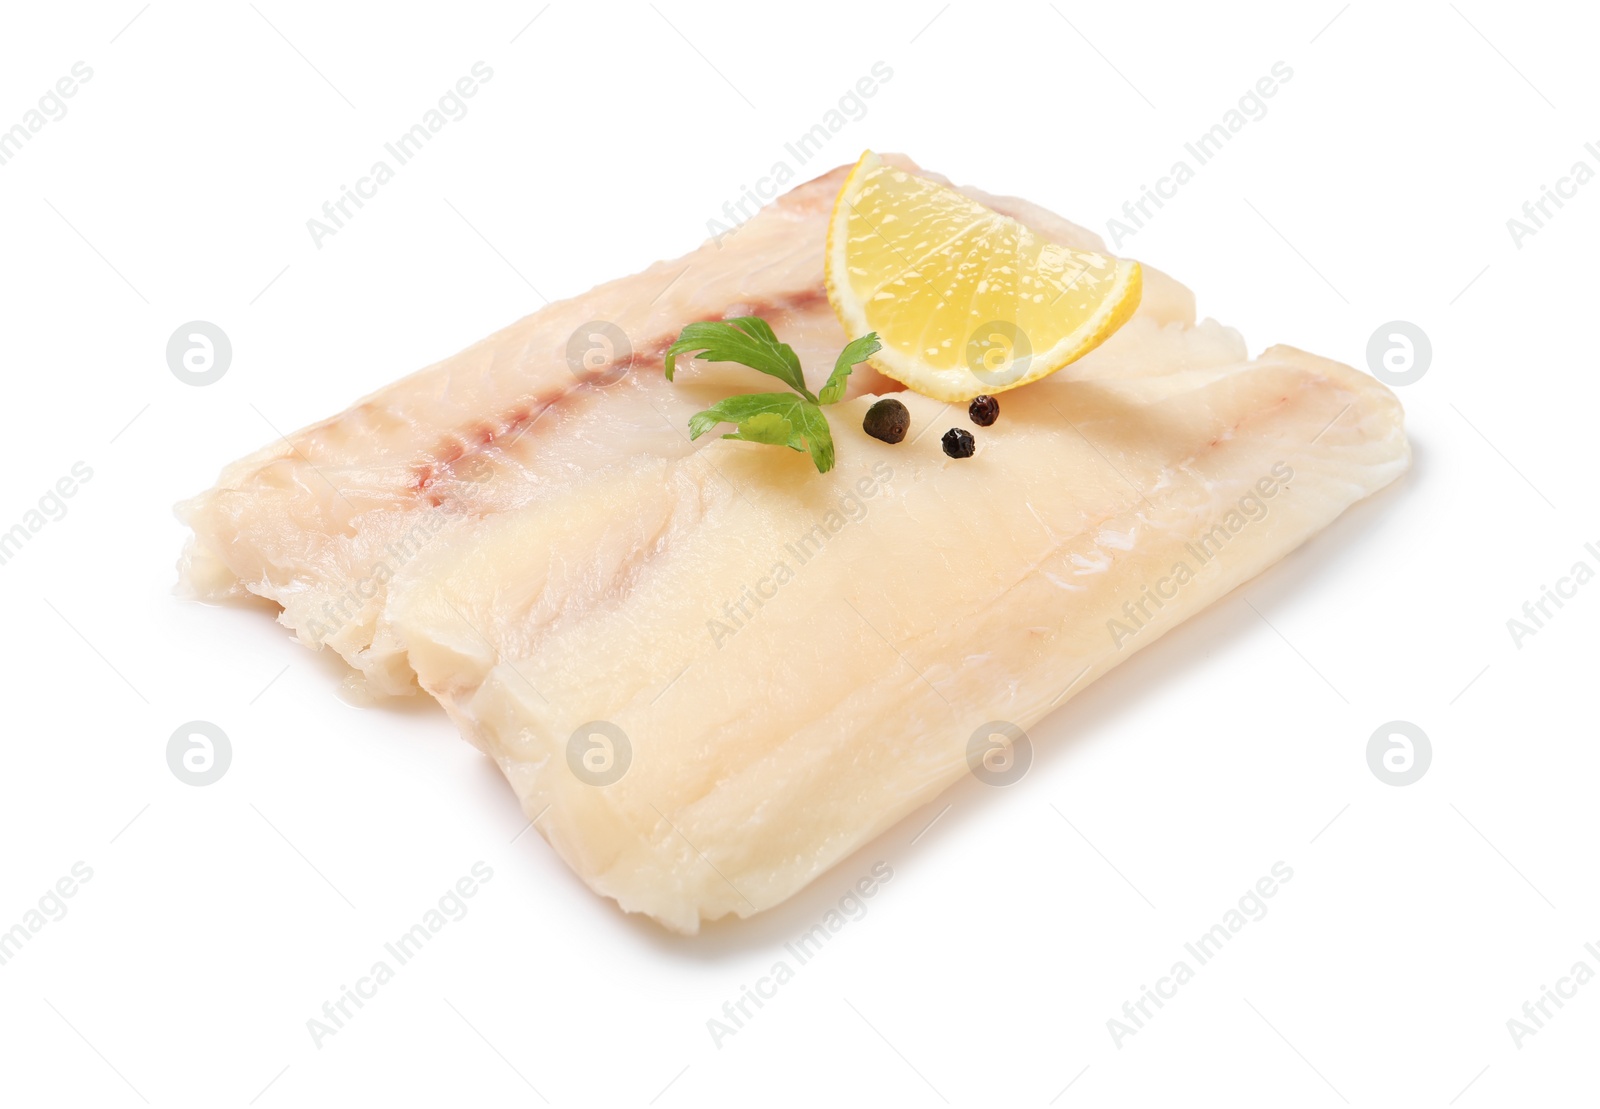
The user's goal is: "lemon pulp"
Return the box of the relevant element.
[825,151,1142,403]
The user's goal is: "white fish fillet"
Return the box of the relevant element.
[177,155,1409,933]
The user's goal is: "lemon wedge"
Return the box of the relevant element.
[825,151,1142,403]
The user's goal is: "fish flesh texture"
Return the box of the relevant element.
[177,156,1409,933]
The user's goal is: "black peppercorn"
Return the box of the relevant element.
[862,398,911,444]
[941,428,975,458]
[968,395,999,426]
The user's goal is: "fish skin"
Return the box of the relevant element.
[177,156,1408,933]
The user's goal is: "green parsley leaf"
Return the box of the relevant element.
[725,411,798,448]
[687,392,836,473]
[818,332,881,405]
[664,317,878,474]
[663,317,815,401]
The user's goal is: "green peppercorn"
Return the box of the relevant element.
[968,395,999,426]
[862,398,910,444]
[941,428,975,458]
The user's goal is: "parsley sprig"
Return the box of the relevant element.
[663,318,880,473]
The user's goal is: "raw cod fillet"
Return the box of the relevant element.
[177,155,1408,933]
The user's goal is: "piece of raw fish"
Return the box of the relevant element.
[177,156,1408,933]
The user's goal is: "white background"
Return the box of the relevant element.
[0,1,1594,1106]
